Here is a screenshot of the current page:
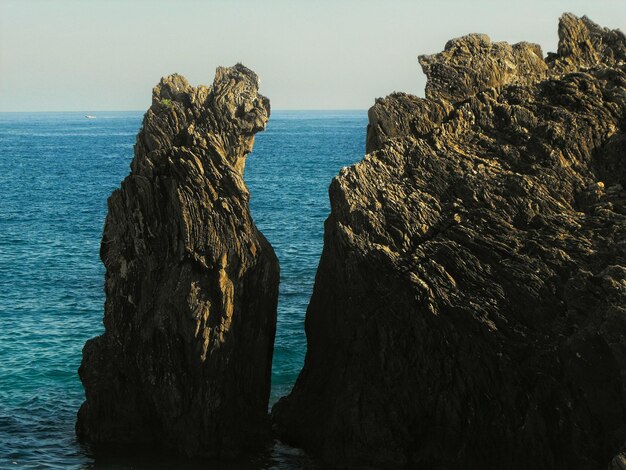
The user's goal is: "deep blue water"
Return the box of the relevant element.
[0,110,367,468]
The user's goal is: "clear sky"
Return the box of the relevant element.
[0,0,624,112]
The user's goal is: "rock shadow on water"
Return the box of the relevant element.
[80,440,318,470]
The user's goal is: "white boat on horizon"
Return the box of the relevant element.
[85,115,96,119]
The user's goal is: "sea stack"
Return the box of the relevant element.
[77,64,279,458]
[273,14,626,469]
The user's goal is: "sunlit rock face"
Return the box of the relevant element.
[274,14,626,469]
[77,64,279,459]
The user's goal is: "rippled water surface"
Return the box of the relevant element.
[0,110,366,468]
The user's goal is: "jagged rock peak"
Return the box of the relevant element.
[134,63,270,176]
[418,34,548,103]
[367,13,626,154]
[550,13,626,73]
[417,13,626,105]
[77,64,279,459]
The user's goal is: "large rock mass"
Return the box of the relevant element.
[273,14,626,469]
[77,64,279,458]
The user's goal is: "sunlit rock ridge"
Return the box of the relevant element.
[274,13,626,469]
[77,64,279,458]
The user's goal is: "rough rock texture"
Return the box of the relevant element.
[77,64,278,459]
[610,446,626,470]
[419,34,548,103]
[274,14,626,469]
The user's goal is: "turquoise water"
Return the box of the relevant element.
[0,110,367,467]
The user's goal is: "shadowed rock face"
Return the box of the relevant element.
[77,64,279,459]
[273,14,626,469]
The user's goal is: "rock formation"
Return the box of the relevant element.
[77,64,279,459]
[273,14,626,469]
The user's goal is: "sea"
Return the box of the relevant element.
[0,110,368,468]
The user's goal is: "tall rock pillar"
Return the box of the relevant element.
[77,64,279,458]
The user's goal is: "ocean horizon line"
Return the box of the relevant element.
[0,108,368,115]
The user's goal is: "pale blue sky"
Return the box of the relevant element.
[0,0,624,111]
